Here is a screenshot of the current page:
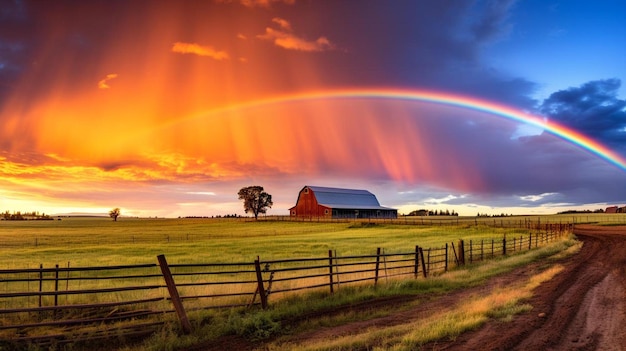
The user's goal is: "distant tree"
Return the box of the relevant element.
[238,186,273,220]
[109,208,121,221]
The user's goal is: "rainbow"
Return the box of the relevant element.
[196,88,626,171]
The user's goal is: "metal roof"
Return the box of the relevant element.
[306,186,395,210]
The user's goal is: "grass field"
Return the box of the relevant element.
[0,215,604,350]
[0,216,585,268]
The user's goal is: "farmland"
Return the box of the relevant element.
[0,215,624,350]
[0,216,577,268]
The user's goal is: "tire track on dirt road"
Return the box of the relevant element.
[444,225,626,351]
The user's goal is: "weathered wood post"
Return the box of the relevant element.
[382,248,389,283]
[469,240,473,263]
[444,243,448,272]
[157,254,192,334]
[38,264,43,308]
[374,247,381,285]
[451,242,459,266]
[529,233,532,250]
[328,250,334,294]
[502,236,507,256]
[458,240,465,265]
[54,264,59,307]
[414,245,420,278]
[253,258,268,309]
[66,262,70,293]
[419,247,427,278]
[535,231,539,247]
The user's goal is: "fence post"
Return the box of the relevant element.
[419,247,427,278]
[383,248,389,283]
[458,240,465,265]
[54,264,59,308]
[469,240,473,263]
[39,264,43,308]
[374,247,381,285]
[328,250,334,294]
[529,233,532,250]
[157,254,192,334]
[451,242,459,266]
[414,245,419,278]
[444,243,448,272]
[535,231,538,247]
[503,236,507,256]
[253,259,268,309]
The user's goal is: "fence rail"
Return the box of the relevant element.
[261,214,626,227]
[0,223,572,348]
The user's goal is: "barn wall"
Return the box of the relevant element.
[290,188,332,218]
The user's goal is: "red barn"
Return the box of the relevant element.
[289,186,397,219]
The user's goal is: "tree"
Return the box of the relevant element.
[109,208,121,221]
[237,186,273,220]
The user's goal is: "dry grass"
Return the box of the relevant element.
[279,265,564,351]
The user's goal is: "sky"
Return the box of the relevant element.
[1,0,625,217]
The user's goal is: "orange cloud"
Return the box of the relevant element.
[171,42,230,60]
[272,17,292,31]
[257,19,334,52]
[97,73,118,89]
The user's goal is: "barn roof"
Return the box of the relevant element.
[306,186,395,210]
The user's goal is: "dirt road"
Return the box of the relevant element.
[443,224,626,351]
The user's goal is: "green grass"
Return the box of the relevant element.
[0,217,557,268]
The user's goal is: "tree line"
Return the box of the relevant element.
[1,211,53,221]
[406,209,459,216]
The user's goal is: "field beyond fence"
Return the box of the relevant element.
[0,222,571,349]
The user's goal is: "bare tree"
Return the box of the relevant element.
[109,208,121,221]
[237,186,273,220]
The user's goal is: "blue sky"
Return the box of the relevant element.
[484,0,626,100]
[0,0,625,217]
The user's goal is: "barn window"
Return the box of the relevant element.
[304,188,309,194]
[291,211,296,215]
[325,209,329,215]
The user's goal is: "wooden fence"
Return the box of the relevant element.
[0,224,571,348]
[264,214,626,227]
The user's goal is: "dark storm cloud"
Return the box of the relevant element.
[468,0,517,43]
[539,79,626,151]
[291,0,537,107]
[0,0,30,100]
